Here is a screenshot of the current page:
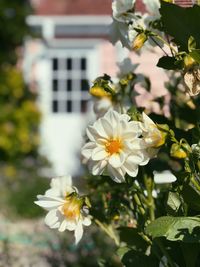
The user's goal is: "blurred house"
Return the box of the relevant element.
[24,0,117,176]
[24,0,197,176]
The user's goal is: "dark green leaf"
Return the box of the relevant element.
[121,249,158,267]
[118,227,148,251]
[181,243,200,267]
[160,2,200,51]
[157,56,182,70]
[182,183,200,211]
[146,216,200,242]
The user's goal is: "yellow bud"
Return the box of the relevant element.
[89,86,111,98]
[162,0,174,3]
[170,143,187,159]
[132,33,147,51]
[184,55,196,69]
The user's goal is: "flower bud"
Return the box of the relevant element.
[132,33,147,51]
[89,86,111,98]
[162,0,174,2]
[184,55,196,69]
[170,143,187,159]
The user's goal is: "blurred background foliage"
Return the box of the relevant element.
[0,0,50,219]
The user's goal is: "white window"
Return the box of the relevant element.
[50,50,93,114]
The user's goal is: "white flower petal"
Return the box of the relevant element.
[90,160,107,176]
[82,217,92,226]
[108,153,125,168]
[35,196,64,210]
[107,165,125,183]
[92,146,108,161]
[74,222,83,245]
[123,162,138,177]
[81,142,96,161]
[58,220,67,232]
[45,209,59,227]
[66,221,77,231]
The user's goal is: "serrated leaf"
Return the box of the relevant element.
[146,216,200,242]
[160,2,200,51]
[157,56,181,70]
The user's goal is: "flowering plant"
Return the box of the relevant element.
[36,1,200,266]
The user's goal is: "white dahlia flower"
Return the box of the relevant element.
[81,109,149,183]
[140,112,166,158]
[35,176,91,244]
[141,112,166,148]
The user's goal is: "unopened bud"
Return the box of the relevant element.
[162,0,174,3]
[184,55,196,69]
[89,86,111,98]
[132,33,147,51]
[170,143,187,159]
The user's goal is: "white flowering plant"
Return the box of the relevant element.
[36,1,200,266]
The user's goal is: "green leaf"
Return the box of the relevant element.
[160,2,200,51]
[121,249,158,267]
[189,49,200,64]
[182,183,200,211]
[188,36,196,52]
[117,247,130,259]
[166,192,181,215]
[146,216,200,242]
[157,56,182,70]
[118,227,147,251]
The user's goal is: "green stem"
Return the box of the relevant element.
[153,34,178,55]
[144,175,155,222]
[149,36,169,56]
[94,219,120,246]
[133,193,145,215]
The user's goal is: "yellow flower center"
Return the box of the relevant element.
[62,198,81,220]
[105,139,122,155]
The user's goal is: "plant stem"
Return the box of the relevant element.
[149,36,169,56]
[144,175,155,222]
[153,34,178,55]
[133,193,145,215]
[94,219,120,246]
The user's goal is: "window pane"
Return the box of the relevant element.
[81,79,89,91]
[81,100,88,113]
[66,100,72,112]
[66,79,72,92]
[52,58,58,70]
[66,58,72,70]
[52,79,58,91]
[52,100,58,112]
[81,58,87,70]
